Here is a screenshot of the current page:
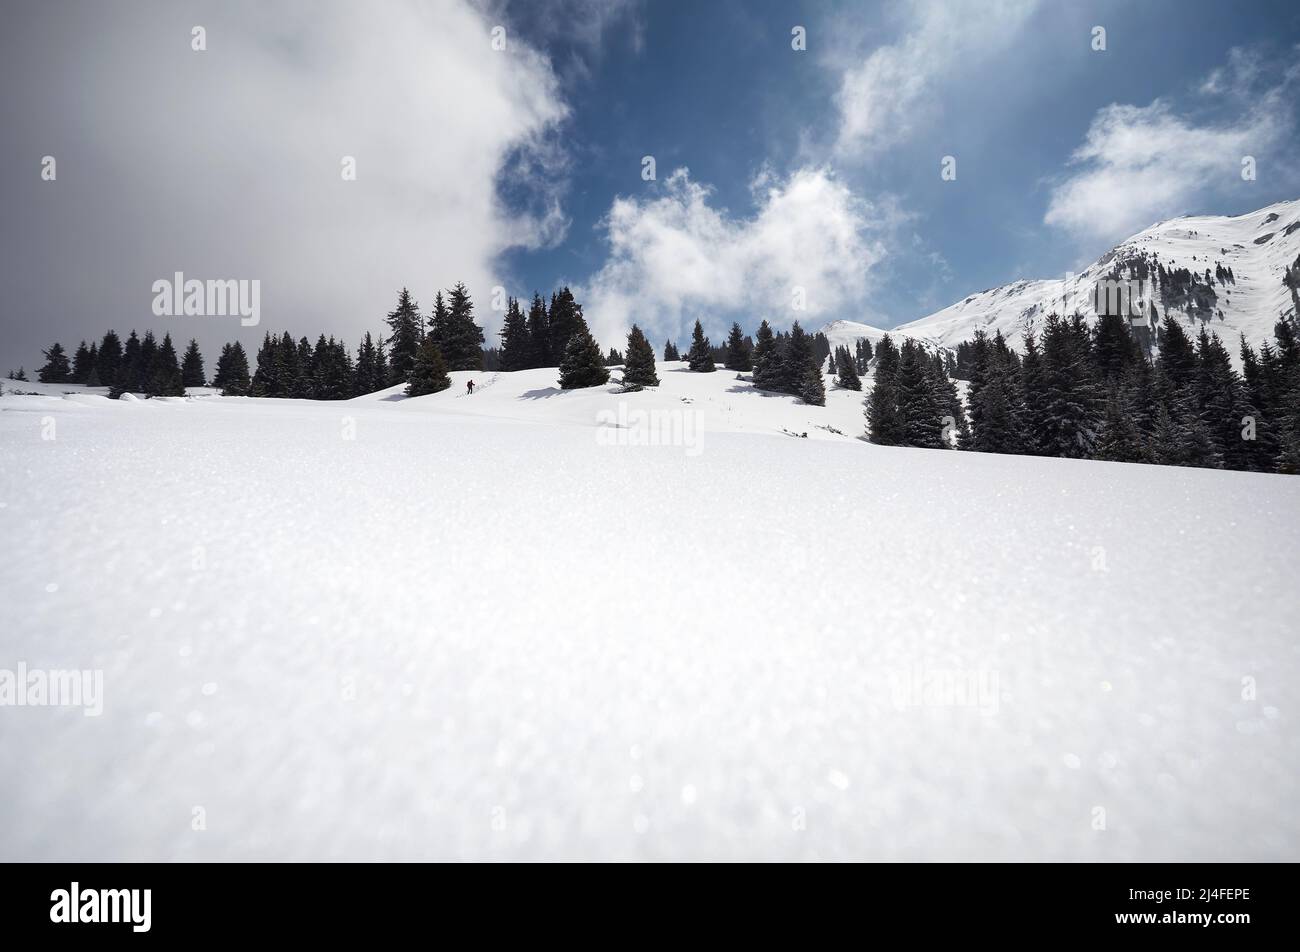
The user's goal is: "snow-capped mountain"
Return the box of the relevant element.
[894,200,1300,352]
[818,319,937,354]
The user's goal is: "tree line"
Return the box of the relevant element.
[866,310,1300,474]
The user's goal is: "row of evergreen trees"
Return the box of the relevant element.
[35,331,206,397]
[866,310,1300,474]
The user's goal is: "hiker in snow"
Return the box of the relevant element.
[467,380,475,395]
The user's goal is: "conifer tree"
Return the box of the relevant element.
[781,322,815,393]
[439,282,485,370]
[750,320,779,389]
[406,336,451,396]
[686,319,715,372]
[498,296,530,372]
[623,324,659,389]
[558,328,611,389]
[71,341,93,383]
[547,287,585,360]
[724,322,751,371]
[181,339,206,388]
[96,330,123,386]
[37,342,72,383]
[150,333,185,396]
[385,288,423,384]
[526,293,551,368]
[835,345,862,390]
[212,341,251,395]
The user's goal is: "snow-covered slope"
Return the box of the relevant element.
[2,372,1298,861]
[896,199,1300,351]
[818,319,937,355]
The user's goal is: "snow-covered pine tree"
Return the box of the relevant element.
[686,319,715,372]
[558,328,611,389]
[406,336,451,397]
[623,324,659,388]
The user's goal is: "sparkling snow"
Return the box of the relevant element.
[1,367,1298,860]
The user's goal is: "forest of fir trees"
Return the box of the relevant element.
[17,281,1300,476]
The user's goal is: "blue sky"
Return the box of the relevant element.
[492,0,1300,342]
[2,0,1298,369]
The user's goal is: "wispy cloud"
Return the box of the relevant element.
[1045,47,1299,244]
[832,0,1039,158]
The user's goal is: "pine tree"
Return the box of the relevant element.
[406,336,451,396]
[685,319,715,372]
[439,282,485,371]
[150,333,185,396]
[547,287,585,361]
[526,293,551,368]
[750,320,779,389]
[893,340,943,446]
[780,322,818,394]
[112,331,142,397]
[37,342,72,383]
[385,288,423,384]
[663,340,680,361]
[723,322,751,371]
[354,332,384,395]
[799,362,826,406]
[212,341,251,395]
[96,330,123,386]
[181,339,206,388]
[835,345,861,390]
[622,324,659,388]
[558,329,611,389]
[71,341,93,383]
[498,296,530,372]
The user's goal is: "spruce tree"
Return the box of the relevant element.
[71,341,93,383]
[558,329,611,389]
[547,287,585,360]
[750,320,779,389]
[835,345,862,390]
[37,342,72,383]
[181,339,206,388]
[439,282,485,370]
[151,333,184,396]
[498,296,530,372]
[96,330,123,386]
[622,324,659,388]
[385,288,423,384]
[212,341,251,395]
[686,319,715,372]
[723,322,752,371]
[526,293,551,368]
[780,322,818,394]
[406,336,451,396]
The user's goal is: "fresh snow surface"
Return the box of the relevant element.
[2,367,1298,861]
[895,199,1300,354]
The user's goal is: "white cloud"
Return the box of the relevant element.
[578,168,891,347]
[1045,53,1297,243]
[833,0,1038,157]
[2,0,569,353]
